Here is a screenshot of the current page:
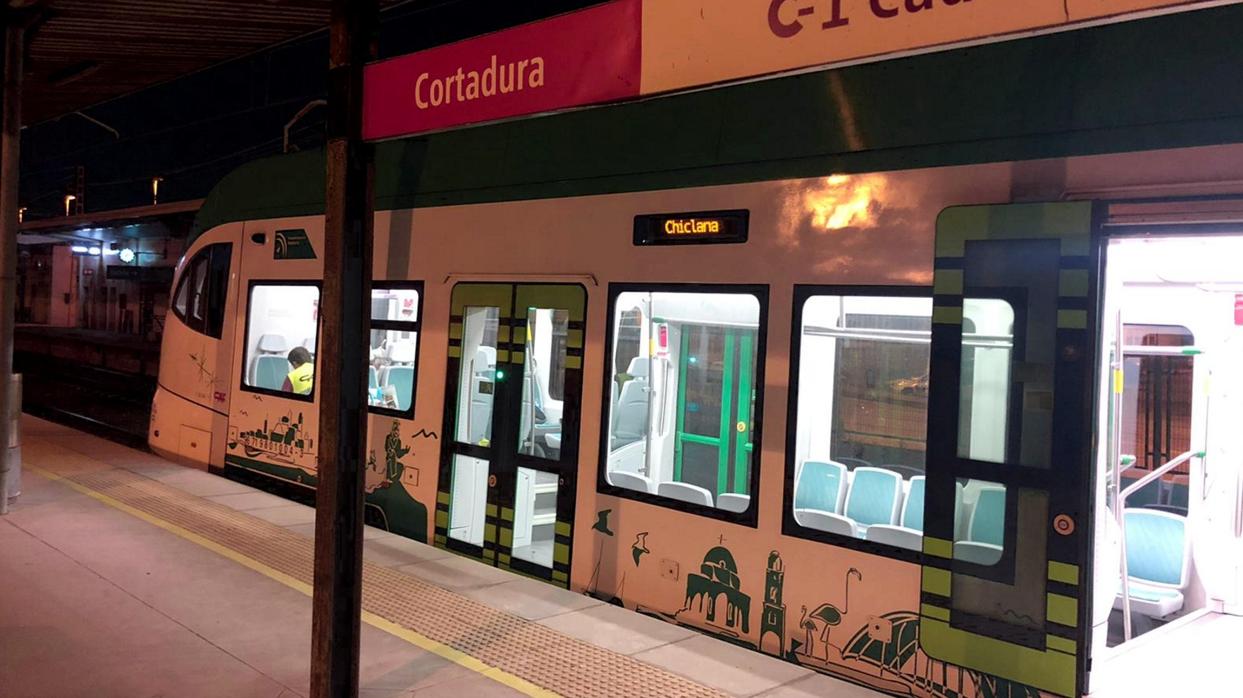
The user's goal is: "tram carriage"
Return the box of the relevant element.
[150,8,1243,698]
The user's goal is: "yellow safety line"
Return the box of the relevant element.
[28,465,560,698]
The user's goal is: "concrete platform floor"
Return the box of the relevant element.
[0,417,879,698]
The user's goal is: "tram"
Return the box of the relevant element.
[149,7,1243,698]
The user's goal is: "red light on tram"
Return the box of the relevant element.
[656,323,669,357]
[1235,294,1243,326]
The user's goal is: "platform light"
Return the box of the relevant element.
[63,194,77,216]
[87,246,101,256]
[152,176,163,205]
[70,245,89,254]
[17,207,25,223]
[119,248,136,264]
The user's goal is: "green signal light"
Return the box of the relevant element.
[496,369,506,380]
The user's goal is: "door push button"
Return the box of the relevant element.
[488,474,497,487]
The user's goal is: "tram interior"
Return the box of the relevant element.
[449,305,566,567]
[604,291,762,512]
[1094,235,1243,657]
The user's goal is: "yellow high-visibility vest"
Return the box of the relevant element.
[287,362,314,395]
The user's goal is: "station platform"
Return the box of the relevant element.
[0,416,877,698]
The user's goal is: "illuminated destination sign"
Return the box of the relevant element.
[633,210,749,246]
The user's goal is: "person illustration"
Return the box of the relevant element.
[282,346,314,395]
[384,422,409,483]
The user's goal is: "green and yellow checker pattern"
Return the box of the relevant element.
[921,202,1095,698]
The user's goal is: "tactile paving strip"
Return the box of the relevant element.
[64,467,727,698]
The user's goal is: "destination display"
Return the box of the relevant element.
[364,0,1215,141]
[633,210,750,246]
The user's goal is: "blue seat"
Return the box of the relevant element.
[1115,508,1189,619]
[254,355,288,391]
[968,486,1006,547]
[901,476,925,531]
[385,366,415,411]
[794,461,847,514]
[844,467,902,527]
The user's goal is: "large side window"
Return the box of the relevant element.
[789,291,932,553]
[172,243,232,338]
[242,282,321,400]
[599,285,766,521]
[369,284,422,415]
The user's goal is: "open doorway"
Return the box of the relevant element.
[1091,234,1243,692]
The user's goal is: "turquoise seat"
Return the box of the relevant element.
[1124,509,1187,586]
[254,355,287,391]
[369,366,380,391]
[844,467,902,527]
[794,461,846,513]
[969,486,1006,547]
[902,476,925,531]
[1115,508,1189,619]
[385,366,415,411]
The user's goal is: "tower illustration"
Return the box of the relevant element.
[759,551,786,656]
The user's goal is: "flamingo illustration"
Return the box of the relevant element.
[797,567,863,661]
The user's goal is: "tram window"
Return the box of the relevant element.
[242,283,321,399]
[790,294,931,549]
[454,306,500,446]
[171,243,232,339]
[601,288,764,517]
[956,298,1017,465]
[519,307,568,459]
[369,286,421,415]
[1120,325,1194,506]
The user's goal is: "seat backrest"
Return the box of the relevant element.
[1123,508,1189,588]
[657,481,713,507]
[385,366,415,411]
[954,541,1004,566]
[611,380,650,446]
[866,525,922,551]
[369,366,380,391]
[608,471,653,494]
[968,486,1007,547]
[387,340,417,365]
[794,508,855,537]
[717,493,750,513]
[794,460,846,513]
[844,467,902,527]
[902,477,926,530]
[253,355,287,391]
[256,333,288,354]
[625,357,650,381]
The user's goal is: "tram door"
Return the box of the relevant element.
[437,283,586,587]
[919,202,1099,698]
[674,325,756,499]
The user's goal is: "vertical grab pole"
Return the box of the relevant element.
[0,13,29,516]
[309,0,377,696]
[1110,312,1134,641]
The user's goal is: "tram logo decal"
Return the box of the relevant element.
[274,228,316,260]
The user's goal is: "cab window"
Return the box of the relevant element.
[599,285,767,522]
[172,243,232,338]
[242,282,321,399]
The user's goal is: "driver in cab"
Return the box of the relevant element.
[282,347,314,395]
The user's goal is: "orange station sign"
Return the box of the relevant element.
[364,0,1222,141]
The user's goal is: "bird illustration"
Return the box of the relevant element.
[798,567,863,661]
[631,532,650,566]
[592,509,614,536]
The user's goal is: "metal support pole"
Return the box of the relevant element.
[0,12,27,516]
[309,0,376,696]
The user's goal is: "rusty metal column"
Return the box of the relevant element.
[0,11,27,516]
[310,0,377,696]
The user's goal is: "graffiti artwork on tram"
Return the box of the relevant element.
[227,411,314,464]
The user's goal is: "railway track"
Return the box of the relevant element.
[15,353,154,449]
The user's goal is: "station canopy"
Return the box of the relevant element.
[11,0,404,126]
